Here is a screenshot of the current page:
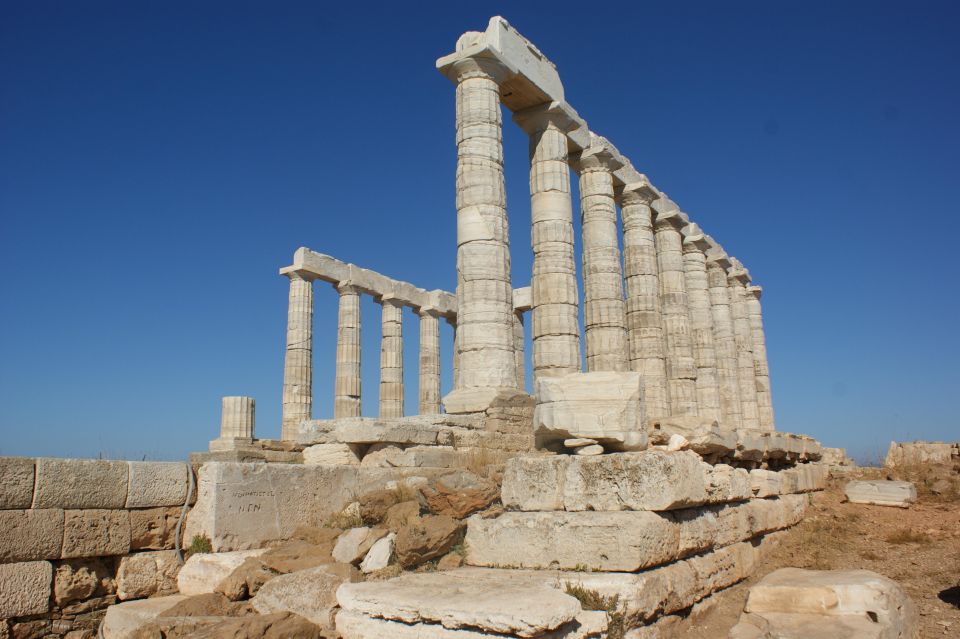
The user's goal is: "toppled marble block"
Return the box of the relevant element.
[844,480,917,508]
[336,570,583,637]
[100,594,190,639]
[534,372,647,451]
[252,563,358,628]
[731,567,918,639]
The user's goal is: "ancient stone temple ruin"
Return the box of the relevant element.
[8,16,918,639]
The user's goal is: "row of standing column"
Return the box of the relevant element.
[513,122,773,431]
[281,274,445,433]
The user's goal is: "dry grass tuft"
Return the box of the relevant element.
[563,583,627,639]
[884,528,932,545]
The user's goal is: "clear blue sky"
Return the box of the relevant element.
[1,1,957,463]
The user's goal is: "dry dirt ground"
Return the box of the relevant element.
[679,470,960,638]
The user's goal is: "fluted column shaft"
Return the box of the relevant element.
[334,283,362,418]
[654,213,698,415]
[621,184,669,419]
[747,286,775,431]
[682,230,721,421]
[379,298,404,418]
[281,272,313,440]
[729,270,760,429]
[576,151,627,372]
[707,259,743,429]
[418,309,441,415]
[524,117,580,380]
[448,59,518,394]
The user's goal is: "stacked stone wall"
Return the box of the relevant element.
[0,457,192,638]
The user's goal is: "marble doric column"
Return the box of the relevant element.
[379,297,404,418]
[621,179,669,419]
[728,259,760,429]
[514,104,581,381]
[573,144,628,372]
[706,251,743,429]
[746,285,775,431]
[653,202,698,416]
[443,57,520,412]
[418,308,441,415]
[334,283,362,418]
[682,225,722,422]
[281,271,313,440]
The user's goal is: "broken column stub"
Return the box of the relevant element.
[210,396,255,451]
[534,371,647,451]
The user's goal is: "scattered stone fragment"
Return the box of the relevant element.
[176,549,267,596]
[384,500,421,532]
[214,556,276,601]
[360,533,395,573]
[252,563,358,628]
[395,515,462,568]
[563,438,597,448]
[575,444,605,456]
[420,470,499,519]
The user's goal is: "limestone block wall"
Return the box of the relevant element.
[884,440,959,468]
[0,457,193,638]
[463,450,827,632]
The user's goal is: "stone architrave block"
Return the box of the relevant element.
[534,372,647,451]
[0,560,52,618]
[116,550,180,600]
[740,567,918,638]
[125,462,189,508]
[501,451,709,512]
[465,510,678,571]
[176,548,267,595]
[33,458,129,509]
[184,462,359,551]
[0,509,63,562]
[844,480,917,508]
[0,457,36,509]
[62,509,131,558]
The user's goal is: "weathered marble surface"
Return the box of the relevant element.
[844,480,917,508]
[281,270,313,439]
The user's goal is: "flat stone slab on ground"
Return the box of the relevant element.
[336,570,582,637]
[844,480,917,508]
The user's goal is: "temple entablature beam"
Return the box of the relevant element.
[280,248,457,320]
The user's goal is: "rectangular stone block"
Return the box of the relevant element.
[534,372,647,452]
[0,457,36,509]
[33,458,129,509]
[62,509,131,558]
[336,419,440,446]
[116,550,180,600]
[184,462,360,551]
[844,480,917,508]
[129,506,180,550]
[465,511,678,571]
[0,509,63,562]
[705,465,752,503]
[502,451,710,512]
[750,469,782,498]
[126,462,188,508]
[0,560,52,618]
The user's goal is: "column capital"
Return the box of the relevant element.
[280,267,316,283]
[378,294,405,308]
[418,305,442,318]
[512,100,585,135]
[447,55,511,84]
[571,143,623,174]
[618,177,659,206]
[727,258,752,284]
[681,224,710,252]
[335,280,360,294]
[747,285,763,300]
